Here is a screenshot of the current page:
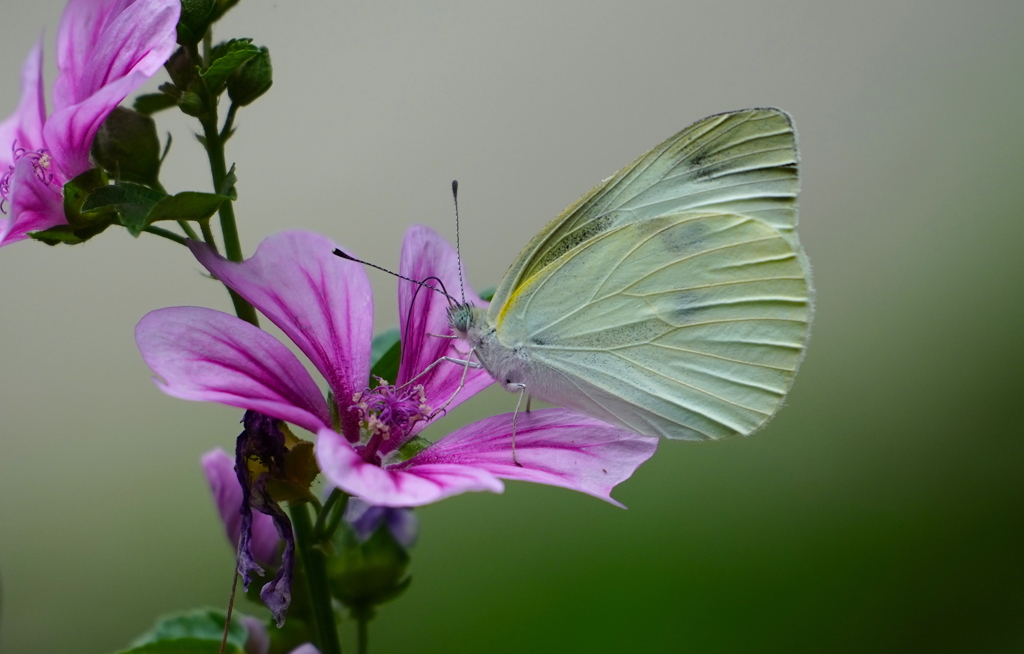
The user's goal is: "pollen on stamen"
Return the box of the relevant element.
[0,142,55,214]
[351,378,432,442]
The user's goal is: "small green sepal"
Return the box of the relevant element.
[29,168,115,245]
[28,222,112,246]
[63,167,110,226]
[134,93,179,115]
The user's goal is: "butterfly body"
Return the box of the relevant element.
[450,108,812,441]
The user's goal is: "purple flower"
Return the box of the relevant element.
[0,0,180,246]
[343,497,418,548]
[239,616,319,654]
[136,227,657,509]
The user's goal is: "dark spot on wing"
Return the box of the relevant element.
[660,219,712,254]
[534,213,616,270]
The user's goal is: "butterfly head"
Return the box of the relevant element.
[447,302,478,339]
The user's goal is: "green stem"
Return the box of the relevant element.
[199,218,218,251]
[143,225,188,245]
[177,220,200,241]
[221,102,239,141]
[290,503,343,654]
[357,614,369,654]
[200,104,259,327]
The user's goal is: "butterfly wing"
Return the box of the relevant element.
[488,107,803,318]
[489,108,811,440]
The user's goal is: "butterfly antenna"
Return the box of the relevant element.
[452,180,467,304]
[333,248,457,303]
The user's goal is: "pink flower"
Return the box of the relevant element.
[136,227,657,508]
[0,0,180,246]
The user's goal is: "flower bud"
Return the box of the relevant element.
[327,502,415,613]
[90,107,161,186]
[212,0,242,21]
[164,47,194,90]
[176,0,217,45]
[228,47,273,107]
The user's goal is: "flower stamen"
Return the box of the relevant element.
[351,379,431,462]
[0,142,55,214]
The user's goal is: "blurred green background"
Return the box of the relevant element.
[1,0,1022,652]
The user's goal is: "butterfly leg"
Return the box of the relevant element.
[509,383,527,467]
[396,353,482,391]
[427,351,483,420]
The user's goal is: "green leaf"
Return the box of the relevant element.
[134,93,179,115]
[369,327,401,386]
[82,182,168,234]
[80,184,228,236]
[114,639,241,654]
[478,286,496,302]
[201,39,259,93]
[128,608,249,652]
[143,192,230,233]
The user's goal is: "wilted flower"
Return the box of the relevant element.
[202,448,280,567]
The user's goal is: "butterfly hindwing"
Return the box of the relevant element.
[496,211,810,440]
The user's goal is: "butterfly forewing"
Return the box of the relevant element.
[488,108,801,319]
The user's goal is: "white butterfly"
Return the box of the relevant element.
[450,108,812,442]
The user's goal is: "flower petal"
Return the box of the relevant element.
[190,231,373,441]
[381,225,492,454]
[136,307,332,435]
[0,39,47,166]
[54,0,127,108]
[201,448,281,567]
[316,428,504,508]
[238,615,270,654]
[402,408,658,507]
[0,155,65,247]
[47,0,179,177]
